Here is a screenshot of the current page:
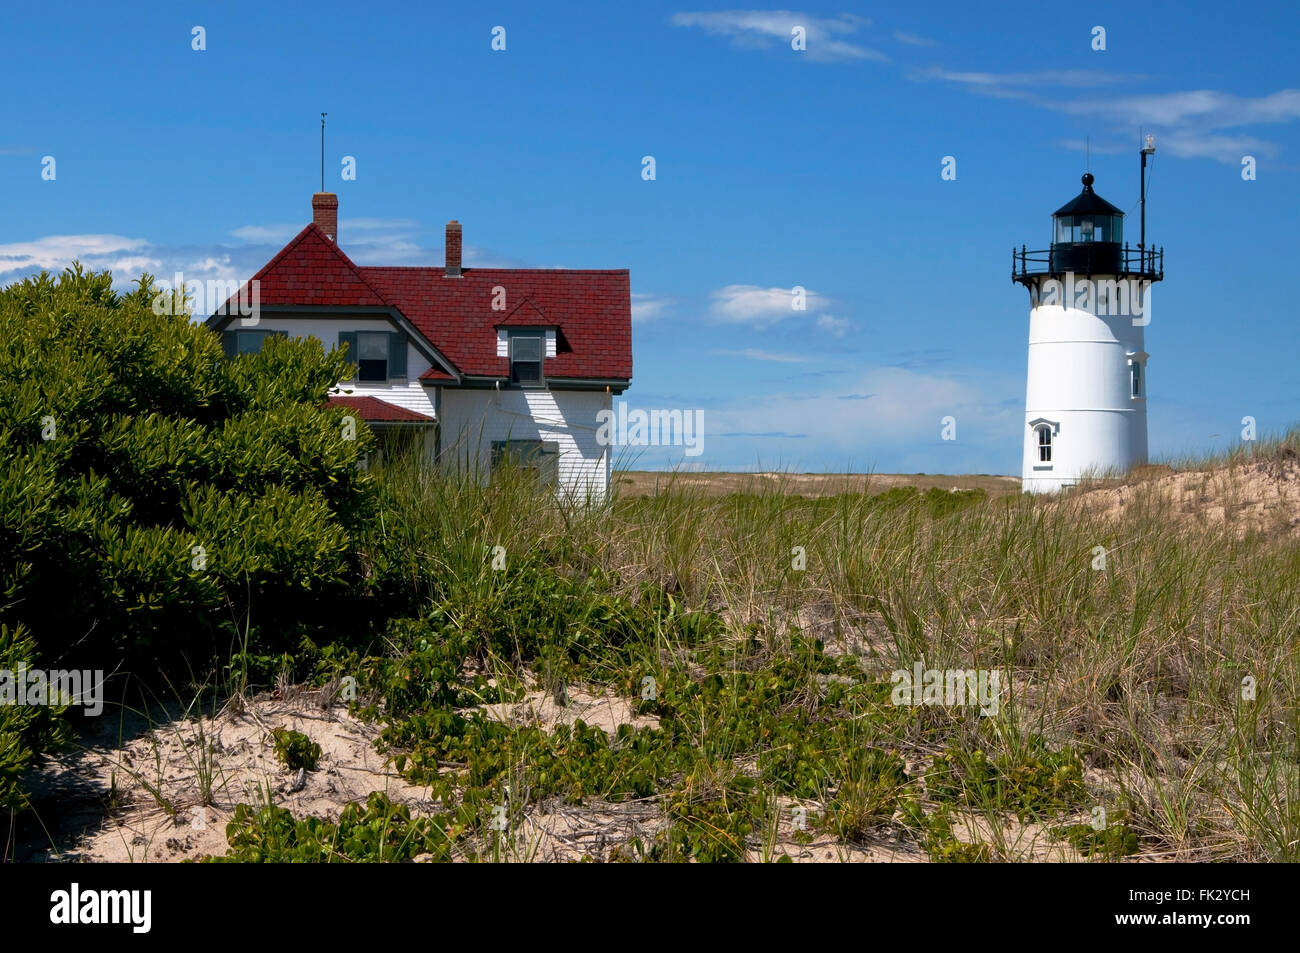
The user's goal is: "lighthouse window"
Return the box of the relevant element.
[1037,425,1053,463]
[1055,214,1122,244]
[1131,361,1143,398]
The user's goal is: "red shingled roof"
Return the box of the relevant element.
[364,266,631,381]
[326,395,433,423]
[218,223,632,384]
[244,225,389,309]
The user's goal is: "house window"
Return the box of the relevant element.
[1130,361,1143,398]
[1037,425,1053,463]
[338,331,408,383]
[356,332,391,382]
[491,440,558,485]
[222,329,287,356]
[510,335,543,387]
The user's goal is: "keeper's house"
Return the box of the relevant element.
[207,193,632,500]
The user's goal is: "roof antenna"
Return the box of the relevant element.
[1086,135,1090,172]
[320,112,327,192]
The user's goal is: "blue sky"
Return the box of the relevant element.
[2,1,1297,473]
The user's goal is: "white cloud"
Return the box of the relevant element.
[708,283,830,326]
[671,10,886,63]
[631,293,673,323]
[1062,88,1300,130]
[919,68,1300,164]
[229,224,300,243]
[702,364,1020,468]
[817,314,850,336]
[0,234,156,278]
[892,30,935,47]
[1053,88,1300,161]
[716,348,815,363]
[0,221,588,294]
[917,67,1141,89]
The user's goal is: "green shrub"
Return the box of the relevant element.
[0,623,70,812]
[0,266,377,671]
[272,728,322,772]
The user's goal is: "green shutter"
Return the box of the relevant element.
[338,332,358,380]
[221,330,237,357]
[389,332,407,379]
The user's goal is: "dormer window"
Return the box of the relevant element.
[510,334,543,387]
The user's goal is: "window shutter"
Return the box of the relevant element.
[388,332,407,379]
[540,441,560,487]
[338,332,358,380]
[222,330,237,357]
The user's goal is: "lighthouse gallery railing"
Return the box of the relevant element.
[1012,243,1164,283]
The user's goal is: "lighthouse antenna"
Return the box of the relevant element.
[1140,133,1156,264]
[320,112,327,192]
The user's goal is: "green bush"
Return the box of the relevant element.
[0,623,71,812]
[0,266,377,671]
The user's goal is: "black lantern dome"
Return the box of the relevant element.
[1050,173,1124,273]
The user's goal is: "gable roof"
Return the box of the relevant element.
[495,296,552,328]
[210,223,632,385]
[239,224,389,308]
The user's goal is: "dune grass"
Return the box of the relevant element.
[217,430,1300,862]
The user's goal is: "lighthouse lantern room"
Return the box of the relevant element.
[1012,149,1165,493]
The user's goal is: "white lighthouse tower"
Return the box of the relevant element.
[1012,150,1164,493]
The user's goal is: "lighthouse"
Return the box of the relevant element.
[1012,148,1164,493]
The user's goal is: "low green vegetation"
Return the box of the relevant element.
[209,792,459,863]
[271,729,322,772]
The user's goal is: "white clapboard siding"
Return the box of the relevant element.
[437,387,611,501]
[251,316,438,419]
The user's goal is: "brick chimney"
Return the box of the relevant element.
[312,192,338,242]
[445,220,462,277]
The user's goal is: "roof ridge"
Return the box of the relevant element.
[361,265,629,275]
[315,229,393,306]
[249,223,318,280]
